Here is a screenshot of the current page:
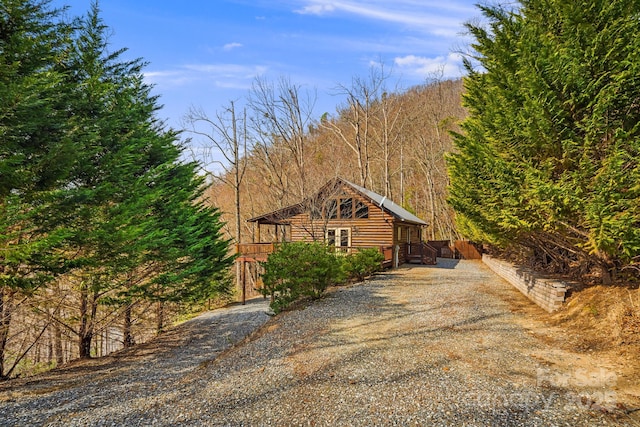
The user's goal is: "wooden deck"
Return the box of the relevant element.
[235,243,278,262]
[236,242,436,267]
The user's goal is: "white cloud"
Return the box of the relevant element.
[292,1,476,36]
[394,53,464,79]
[223,42,243,51]
[144,64,268,89]
[144,70,193,86]
[296,3,336,15]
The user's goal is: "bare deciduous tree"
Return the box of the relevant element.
[207,77,466,247]
[375,90,404,199]
[249,76,317,202]
[321,64,390,189]
[183,100,251,245]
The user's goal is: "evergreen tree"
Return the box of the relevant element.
[0,0,73,196]
[0,0,232,369]
[448,0,640,283]
[0,0,72,378]
[133,162,234,309]
[57,2,232,357]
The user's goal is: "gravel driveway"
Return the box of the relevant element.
[0,259,635,426]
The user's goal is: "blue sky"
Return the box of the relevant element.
[51,0,481,131]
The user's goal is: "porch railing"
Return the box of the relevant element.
[236,242,395,268]
[236,242,277,261]
[405,242,438,265]
[236,242,438,266]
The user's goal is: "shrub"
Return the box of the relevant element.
[260,242,342,313]
[342,248,384,282]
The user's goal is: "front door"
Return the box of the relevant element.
[326,228,351,253]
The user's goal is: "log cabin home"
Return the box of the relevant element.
[236,177,437,301]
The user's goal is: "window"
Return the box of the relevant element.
[340,228,350,249]
[324,197,366,220]
[340,198,353,219]
[326,228,351,253]
[327,229,336,246]
[355,200,368,218]
[326,199,338,219]
[397,226,402,241]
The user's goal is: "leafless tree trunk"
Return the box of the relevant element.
[54,320,63,365]
[184,102,254,303]
[0,287,14,379]
[376,90,403,199]
[78,285,98,359]
[321,64,391,189]
[400,142,405,206]
[184,101,250,245]
[249,76,317,201]
[123,303,135,348]
[156,301,164,334]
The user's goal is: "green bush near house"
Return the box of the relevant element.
[260,242,343,313]
[342,248,384,282]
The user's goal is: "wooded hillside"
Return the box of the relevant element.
[196,77,467,245]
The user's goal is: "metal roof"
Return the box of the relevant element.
[247,177,427,226]
[247,203,303,224]
[342,179,427,225]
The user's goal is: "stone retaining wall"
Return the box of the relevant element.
[482,254,567,312]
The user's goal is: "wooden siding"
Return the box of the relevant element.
[393,223,423,246]
[286,185,397,248]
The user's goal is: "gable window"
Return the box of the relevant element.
[323,197,368,220]
[326,199,338,219]
[340,198,353,219]
[355,200,368,218]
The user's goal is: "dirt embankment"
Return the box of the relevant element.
[488,281,640,413]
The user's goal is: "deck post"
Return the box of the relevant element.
[394,245,399,268]
[235,244,243,305]
[241,260,246,305]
